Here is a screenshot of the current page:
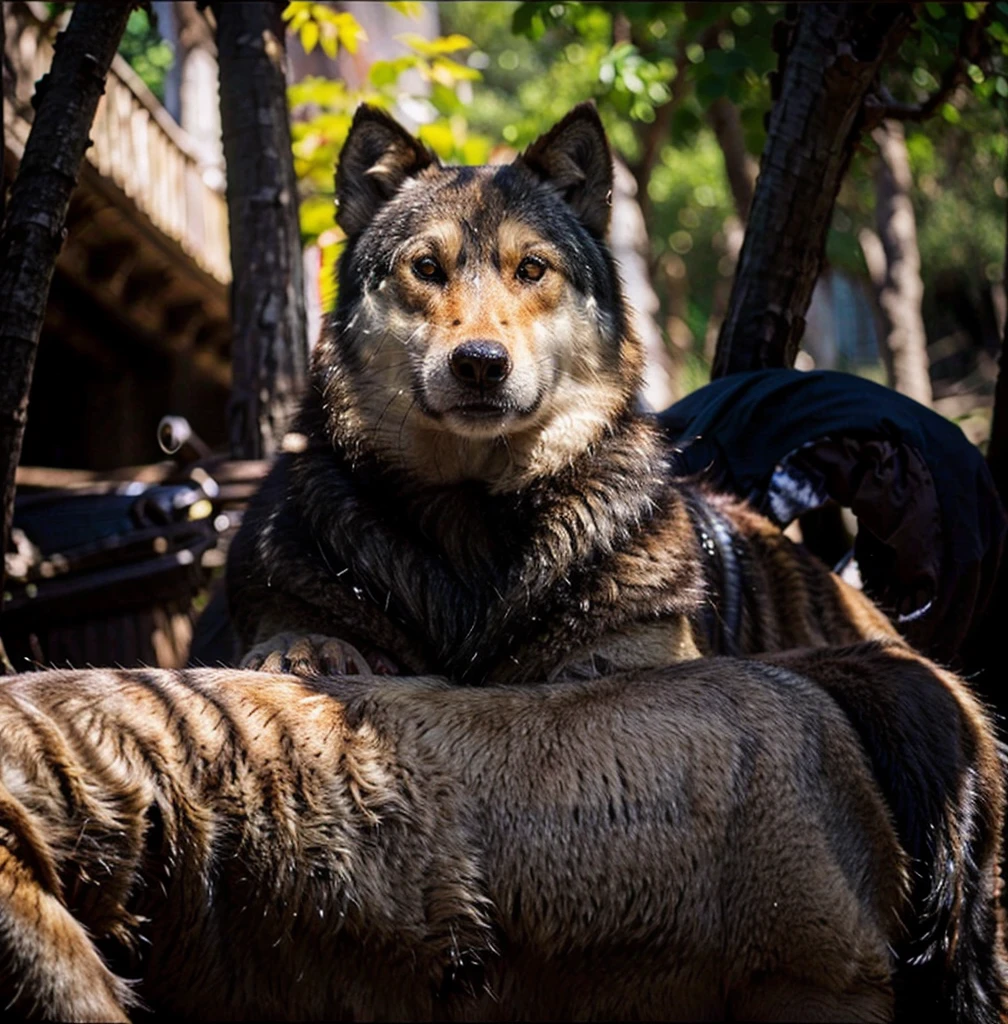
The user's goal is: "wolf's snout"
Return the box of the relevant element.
[449,341,512,390]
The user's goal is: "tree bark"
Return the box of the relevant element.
[858,121,932,406]
[706,96,758,222]
[991,337,1008,510]
[988,194,1008,509]
[0,3,130,672]
[1,2,6,233]
[711,2,915,378]
[609,158,675,410]
[214,1,308,460]
[703,97,758,360]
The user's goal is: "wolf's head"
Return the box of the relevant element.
[316,103,643,490]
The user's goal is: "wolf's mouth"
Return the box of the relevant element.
[452,402,510,420]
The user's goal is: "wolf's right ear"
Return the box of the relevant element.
[517,103,613,238]
[335,105,436,236]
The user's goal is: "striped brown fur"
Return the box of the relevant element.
[227,106,897,685]
[215,106,1008,1020]
[0,650,1002,1020]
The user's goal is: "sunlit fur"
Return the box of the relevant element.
[223,106,1008,1020]
[318,173,640,491]
[0,650,1002,1020]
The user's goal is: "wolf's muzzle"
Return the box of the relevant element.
[449,340,511,391]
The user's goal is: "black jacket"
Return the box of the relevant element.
[658,369,1007,663]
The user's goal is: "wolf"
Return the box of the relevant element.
[0,647,1002,1021]
[210,106,1008,1018]
[226,102,898,684]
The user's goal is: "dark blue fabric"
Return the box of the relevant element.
[657,369,1007,661]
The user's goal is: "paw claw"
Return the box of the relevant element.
[240,633,378,679]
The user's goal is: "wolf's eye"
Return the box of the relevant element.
[516,256,547,283]
[413,256,445,283]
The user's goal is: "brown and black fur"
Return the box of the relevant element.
[227,104,895,685]
[0,649,1002,1021]
[220,104,1008,1018]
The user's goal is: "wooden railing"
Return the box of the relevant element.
[3,2,231,285]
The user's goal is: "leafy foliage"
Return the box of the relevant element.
[117,8,175,102]
[285,1,1008,379]
[285,3,492,310]
[283,3,367,59]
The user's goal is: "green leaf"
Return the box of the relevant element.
[386,0,423,16]
[320,25,339,59]
[399,32,474,56]
[417,120,457,159]
[429,81,463,115]
[286,8,310,34]
[301,21,319,54]
[685,42,705,64]
[282,1,311,23]
[923,2,946,17]
[430,56,482,83]
[336,13,367,53]
[462,134,492,165]
[309,3,340,24]
[511,3,539,38]
[300,193,337,238]
[694,74,727,106]
[369,56,418,87]
[318,238,344,313]
[288,76,350,108]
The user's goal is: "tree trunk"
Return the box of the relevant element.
[988,193,1008,508]
[1,2,6,233]
[0,3,130,672]
[214,1,308,460]
[707,96,757,222]
[859,120,932,405]
[712,2,915,378]
[703,97,758,360]
[609,158,675,410]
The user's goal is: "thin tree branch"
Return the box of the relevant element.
[987,169,1008,508]
[875,7,990,122]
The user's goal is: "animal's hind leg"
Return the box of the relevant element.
[0,848,131,1022]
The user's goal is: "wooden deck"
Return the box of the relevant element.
[3,2,232,385]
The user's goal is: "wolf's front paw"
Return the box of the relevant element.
[241,632,375,677]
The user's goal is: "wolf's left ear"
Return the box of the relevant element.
[517,103,613,238]
[335,105,436,235]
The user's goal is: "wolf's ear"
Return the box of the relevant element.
[517,103,613,238]
[335,105,436,235]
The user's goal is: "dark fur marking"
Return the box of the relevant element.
[226,105,1008,1020]
[765,643,1007,1023]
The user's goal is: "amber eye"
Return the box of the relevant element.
[516,256,548,283]
[412,255,445,283]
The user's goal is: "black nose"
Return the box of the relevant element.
[449,341,511,390]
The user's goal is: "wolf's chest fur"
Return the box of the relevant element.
[227,102,899,681]
[237,397,709,685]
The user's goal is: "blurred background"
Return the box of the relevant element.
[3,1,1007,668]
